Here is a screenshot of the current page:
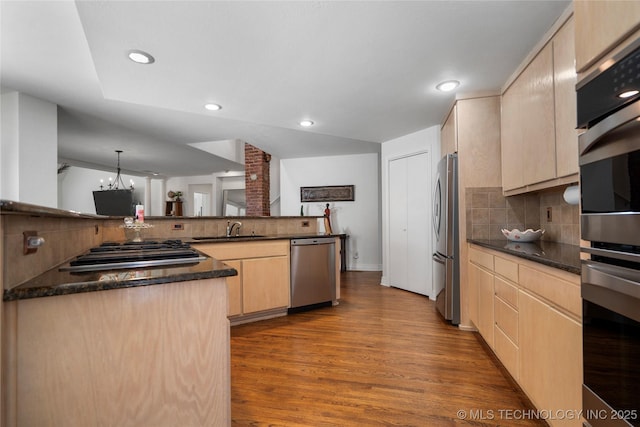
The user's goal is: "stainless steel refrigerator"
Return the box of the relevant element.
[432,153,460,325]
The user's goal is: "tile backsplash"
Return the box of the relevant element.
[466,186,579,245]
[539,190,580,245]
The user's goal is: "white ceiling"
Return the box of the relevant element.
[1,0,570,177]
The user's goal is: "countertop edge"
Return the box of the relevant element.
[3,261,238,302]
[467,238,581,275]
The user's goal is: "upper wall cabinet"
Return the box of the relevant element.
[501,16,578,195]
[553,17,579,178]
[574,0,640,74]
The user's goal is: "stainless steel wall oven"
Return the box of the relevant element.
[578,38,640,427]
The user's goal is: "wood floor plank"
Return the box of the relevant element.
[231,271,546,426]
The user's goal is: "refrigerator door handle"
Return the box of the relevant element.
[432,253,446,264]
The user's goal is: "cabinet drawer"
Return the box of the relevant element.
[494,256,518,283]
[195,240,290,260]
[495,296,518,344]
[494,276,518,309]
[469,246,494,271]
[494,325,519,381]
[519,264,581,320]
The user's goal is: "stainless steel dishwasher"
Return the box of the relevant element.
[289,237,336,312]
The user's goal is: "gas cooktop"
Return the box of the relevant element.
[59,240,207,272]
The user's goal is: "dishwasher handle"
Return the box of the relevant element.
[291,237,335,246]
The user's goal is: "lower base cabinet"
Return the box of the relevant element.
[468,244,582,427]
[225,259,243,316]
[195,240,291,321]
[519,290,582,426]
[3,279,231,426]
[242,256,289,314]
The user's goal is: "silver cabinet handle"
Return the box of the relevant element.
[582,261,640,300]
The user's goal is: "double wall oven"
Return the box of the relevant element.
[577,39,640,427]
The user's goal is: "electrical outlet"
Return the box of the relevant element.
[546,207,553,222]
[172,223,184,230]
[353,252,359,260]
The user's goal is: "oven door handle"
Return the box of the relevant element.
[579,100,640,159]
[582,260,640,301]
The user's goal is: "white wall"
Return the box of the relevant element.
[1,92,58,207]
[58,166,146,214]
[381,126,440,293]
[281,153,381,271]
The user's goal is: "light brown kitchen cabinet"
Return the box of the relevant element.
[500,15,579,195]
[500,76,525,191]
[574,0,640,73]
[476,264,495,348]
[441,95,501,328]
[242,256,289,314]
[467,243,582,427]
[468,246,495,348]
[519,290,582,427]
[522,43,556,186]
[441,104,457,155]
[224,259,243,316]
[195,240,290,322]
[502,44,554,192]
[3,279,231,426]
[553,16,579,178]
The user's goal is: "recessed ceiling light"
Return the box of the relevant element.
[436,80,460,92]
[299,120,314,127]
[618,90,639,99]
[204,103,222,111]
[127,50,155,64]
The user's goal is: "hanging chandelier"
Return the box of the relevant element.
[99,150,134,190]
[93,150,136,216]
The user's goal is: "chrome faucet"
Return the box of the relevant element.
[227,221,242,237]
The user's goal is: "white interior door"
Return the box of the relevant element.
[389,158,409,291]
[406,153,431,295]
[388,152,432,296]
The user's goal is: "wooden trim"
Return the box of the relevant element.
[502,173,578,197]
[229,307,288,326]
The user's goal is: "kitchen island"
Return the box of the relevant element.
[0,200,341,426]
[2,248,237,426]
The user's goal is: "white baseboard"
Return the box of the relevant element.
[346,263,382,271]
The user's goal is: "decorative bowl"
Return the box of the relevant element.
[501,228,545,242]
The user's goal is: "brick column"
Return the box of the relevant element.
[244,143,271,216]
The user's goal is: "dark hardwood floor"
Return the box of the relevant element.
[230,271,545,426]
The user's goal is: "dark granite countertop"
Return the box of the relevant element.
[468,239,581,275]
[0,199,106,219]
[3,257,237,301]
[187,233,346,243]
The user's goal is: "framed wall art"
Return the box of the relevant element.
[300,185,355,202]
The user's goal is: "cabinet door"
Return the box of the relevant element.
[467,262,481,328]
[224,259,243,316]
[501,78,524,191]
[476,265,495,348]
[521,43,556,186]
[519,290,582,427]
[242,256,290,314]
[575,0,640,72]
[553,16,579,178]
[441,105,457,155]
